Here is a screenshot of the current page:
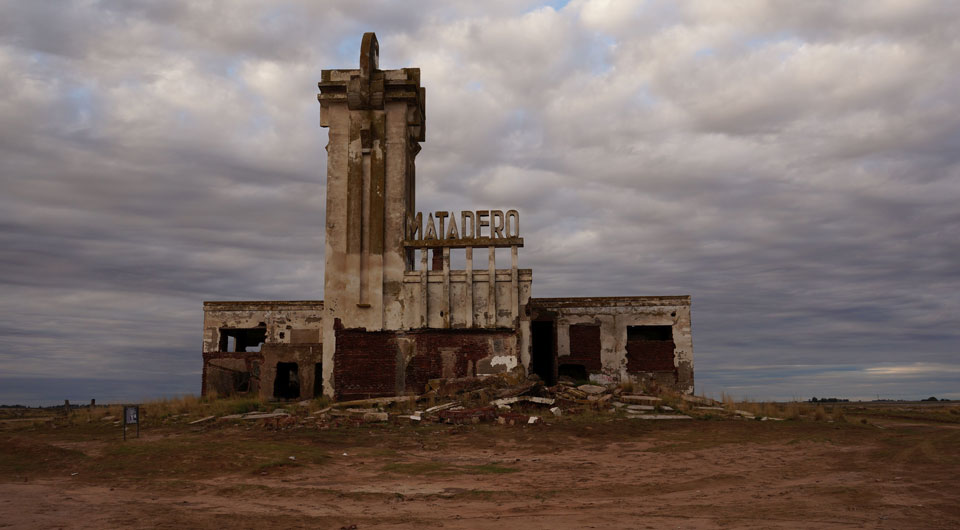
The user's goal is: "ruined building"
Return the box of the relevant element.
[201,34,693,401]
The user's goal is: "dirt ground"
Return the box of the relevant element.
[2,406,959,529]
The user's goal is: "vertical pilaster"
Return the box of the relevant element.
[420,248,428,327]
[442,247,450,328]
[465,247,473,328]
[511,245,519,327]
[487,246,496,328]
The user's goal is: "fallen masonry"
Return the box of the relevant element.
[182,374,786,429]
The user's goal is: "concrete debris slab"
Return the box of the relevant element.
[681,395,718,406]
[527,396,555,405]
[550,407,562,417]
[695,406,725,411]
[626,405,655,411]
[661,406,674,411]
[577,384,606,395]
[226,412,291,420]
[333,396,418,409]
[761,417,785,421]
[528,416,540,424]
[188,416,216,425]
[424,402,458,413]
[620,395,662,404]
[491,396,555,407]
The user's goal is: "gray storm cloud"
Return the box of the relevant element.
[1,0,958,404]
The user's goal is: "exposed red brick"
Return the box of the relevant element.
[404,330,513,393]
[625,339,676,373]
[334,326,516,399]
[333,328,398,401]
[566,324,602,372]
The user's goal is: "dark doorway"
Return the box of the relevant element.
[558,363,588,382]
[531,320,557,385]
[313,363,323,398]
[273,362,300,400]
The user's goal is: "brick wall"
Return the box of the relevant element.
[566,324,602,372]
[334,325,516,399]
[625,339,676,373]
[333,329,399,400]
[404,330,514,393]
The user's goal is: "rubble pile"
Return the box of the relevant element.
[185,372,781,430]
[194,372,788,430]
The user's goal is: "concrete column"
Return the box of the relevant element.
[487,246,496,328]
[442,247,451,328]
[420,248,428,327]
[511,245,519,327]
[465,247,473,328]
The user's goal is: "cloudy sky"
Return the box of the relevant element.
[2,0,958,405]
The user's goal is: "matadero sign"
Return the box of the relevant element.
[406,209,522,248]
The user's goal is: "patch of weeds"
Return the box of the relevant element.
[254,459,302,474]
[0,439,88,475]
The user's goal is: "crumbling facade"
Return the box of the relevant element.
[202,33,693,400]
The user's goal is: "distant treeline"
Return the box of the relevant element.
[809,397,849,403]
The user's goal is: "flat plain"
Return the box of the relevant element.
[2,401,958,529]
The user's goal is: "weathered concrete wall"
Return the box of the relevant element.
[201,301,324,400]
[333,322,520,400]
[528,296,693,394]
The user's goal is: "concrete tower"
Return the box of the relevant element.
[317,33,426,395]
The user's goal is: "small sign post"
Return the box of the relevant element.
[123,405,140,441]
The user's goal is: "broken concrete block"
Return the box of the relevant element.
[626,405,654,411]
[188,415,216,425]
[695,406,724,411]
[550,407,562,417]
[527,416,539,424]
[362,412,389,422]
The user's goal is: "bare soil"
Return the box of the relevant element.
[2,407,959,529]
